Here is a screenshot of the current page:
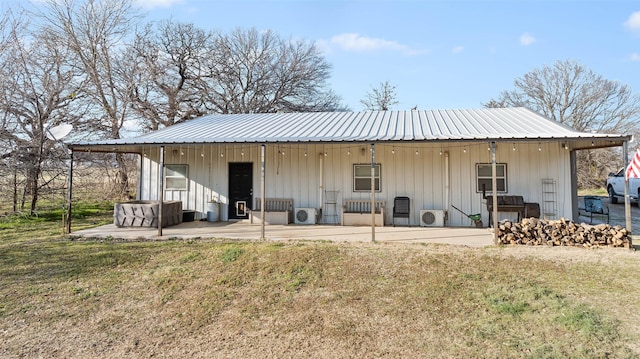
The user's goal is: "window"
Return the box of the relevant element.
[353,164,381,192]
[476,163,507,193]
[165,164,188,190]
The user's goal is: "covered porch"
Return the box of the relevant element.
[71,221,494,247]
[66,108,634,241]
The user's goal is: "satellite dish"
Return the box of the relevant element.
[46,123,73,141]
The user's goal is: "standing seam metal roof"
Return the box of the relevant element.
[70,107,627,147]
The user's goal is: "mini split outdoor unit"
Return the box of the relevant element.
[420,210,445,227]
[294,208,317,224]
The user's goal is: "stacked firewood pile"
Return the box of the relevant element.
[496,217,632,248]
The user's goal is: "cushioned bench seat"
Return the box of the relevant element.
[250,198,293,224]
[341,199,385,226]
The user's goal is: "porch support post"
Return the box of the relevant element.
[569,149,579,222]
[138,153,143,200]
[370,143,375,242]
[491,141,498,244]
[319,151,324,220]
[261,144,266,240]
[65,149,73,234]
[158,146,165,237]
[623,140,632,232]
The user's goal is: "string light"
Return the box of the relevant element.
[160,143,558,161]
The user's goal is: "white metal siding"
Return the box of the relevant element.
[139,141,571,226]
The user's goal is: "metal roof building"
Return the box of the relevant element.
[63,106,637,236]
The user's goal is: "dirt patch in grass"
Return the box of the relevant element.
[1,238,639,358]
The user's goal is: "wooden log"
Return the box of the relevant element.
[496,217,631,248]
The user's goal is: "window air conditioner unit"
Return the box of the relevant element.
[420,210,445,227]
[294,208,317,224]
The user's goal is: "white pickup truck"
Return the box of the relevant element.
[606,168,640,207]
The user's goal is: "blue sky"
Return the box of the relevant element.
[11,0,640,111]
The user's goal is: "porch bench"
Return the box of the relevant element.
[250,198,294,225]
[486,195,526,223]
[341,199,385,227]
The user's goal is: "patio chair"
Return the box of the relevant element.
[393,196,410,226]
[580,196,609,224]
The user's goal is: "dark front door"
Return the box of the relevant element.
[228,162,253,220]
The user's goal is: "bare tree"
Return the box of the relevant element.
[202,28,343,114]
[0,10,22,213]
[484,59,640,134]
[129,20,210,131]
[39,0,141,198]
[484,59,640,187]
[361,81,399,111]
[0,20,84,214]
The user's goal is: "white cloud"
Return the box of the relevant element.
[314,39,332,54]
[322,33,426,56]
[452,45,464,54]
[519,33,536,46]
[625,11,640,32]
[135,0,184,10]
[630,53,640,61]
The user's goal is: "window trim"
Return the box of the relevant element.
[353,163,381,192]
[476,163,507,193]
[164,164,189,191]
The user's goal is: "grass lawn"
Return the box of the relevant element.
[578,187,608,197]
[1,206,639,358]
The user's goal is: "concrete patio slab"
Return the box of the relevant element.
[72,221,495,247]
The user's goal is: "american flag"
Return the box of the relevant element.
[626,148,640,179]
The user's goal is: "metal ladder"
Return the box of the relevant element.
[323,190,340,224]
[541,178,557,219]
